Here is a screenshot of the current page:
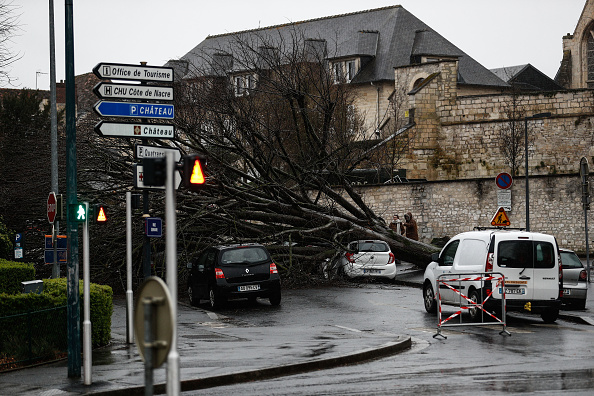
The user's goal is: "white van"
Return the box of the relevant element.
[423,229,562,323]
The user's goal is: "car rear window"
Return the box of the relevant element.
[355,242,389,253]
[560,251,583,269]
[497,240,555,269]
[221,247,269,264]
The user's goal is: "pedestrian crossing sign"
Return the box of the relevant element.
[491,207,510,227]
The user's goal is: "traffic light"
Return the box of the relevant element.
[183,155,207,191]
[142,157,166,186]
[69,202,88,223]
[93,204,108,223]
[55,194,64,221]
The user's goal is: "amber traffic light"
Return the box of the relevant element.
[183,155,207,191]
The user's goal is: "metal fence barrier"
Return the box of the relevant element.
[434,272,511,339]
[0,305,67,371]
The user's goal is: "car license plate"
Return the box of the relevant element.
[238,284,260,292]
[363,269,381,274]
[563,289,571,295]
[500,287,525,295]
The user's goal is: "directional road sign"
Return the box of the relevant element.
[94,121,175,139]
[93,62,174,83]
[93,101,174,119]
[134,164,181,190]
[135,144,181,162]
[93,82,174,101]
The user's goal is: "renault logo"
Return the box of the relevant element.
[245,268,250,273]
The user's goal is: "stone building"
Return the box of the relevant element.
[174,3,593,184]
[556,0,594,89]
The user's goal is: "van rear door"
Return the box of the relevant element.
[494,236,535,300]
[494,236,557,301]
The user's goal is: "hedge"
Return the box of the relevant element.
[0,259,35,294]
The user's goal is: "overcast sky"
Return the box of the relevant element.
[2,0,587,90]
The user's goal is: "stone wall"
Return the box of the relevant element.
[397,58,594,181]
[352,174,592,253]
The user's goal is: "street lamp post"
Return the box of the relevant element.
[524,112,552,231]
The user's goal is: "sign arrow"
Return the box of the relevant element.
[93,82,174,101]
[93,62,174,82]
[93,101,174,120]
[94,121,175,139]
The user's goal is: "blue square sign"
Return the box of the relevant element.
[145,217,162,238]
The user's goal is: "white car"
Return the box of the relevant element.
[340,240,396,280]
[423,229,562,323]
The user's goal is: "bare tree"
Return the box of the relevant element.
[172,27,436,276]
[0,0,21,86]
[497,72,530,176]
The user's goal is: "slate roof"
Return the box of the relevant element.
[490,64,563,91]
[172,5,507,88]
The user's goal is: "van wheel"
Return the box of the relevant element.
[468,290,482,322]
[541,307,559,323]
[423,282,437,313]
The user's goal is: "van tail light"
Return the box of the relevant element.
[579,269,587,281]
[345,252,356,263]
[270,263,278,274]
[485,253,494,272]
[388,252,395,264]
[215,268,225,279]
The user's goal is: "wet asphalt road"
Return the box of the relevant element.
[186,281,594,395]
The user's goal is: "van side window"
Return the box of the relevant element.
[440,240,460,266]
[457,239,486,267]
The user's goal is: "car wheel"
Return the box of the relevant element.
[423,282,437,314]
[188,284,199,306]
[269,291,281,306]
[541,306,559,323]
[573,300,586,310]
[209,286,225,309]
[468,289,482,322]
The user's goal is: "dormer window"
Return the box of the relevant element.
[331,58,360,83]
[232,73,257,96]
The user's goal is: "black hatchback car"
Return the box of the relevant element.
[187,243,281,308]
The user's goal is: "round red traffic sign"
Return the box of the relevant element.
[495,172,513,189]
[47,192,57,224]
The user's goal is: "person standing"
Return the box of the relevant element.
[389,214,402,235]
[402,212,419,241]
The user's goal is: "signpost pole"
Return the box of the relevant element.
[126,192,134,344]
[83,202,92,385]
[165,151,179,395]
[580,157,591,282]
[65,0,81,378]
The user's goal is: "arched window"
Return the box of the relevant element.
[585,29,594,88]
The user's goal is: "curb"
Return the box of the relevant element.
[85,335,412,395]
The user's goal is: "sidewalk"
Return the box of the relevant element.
[0,296,411,395]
